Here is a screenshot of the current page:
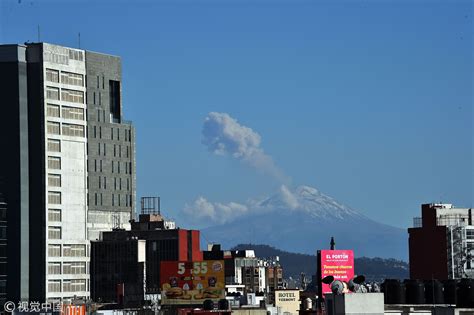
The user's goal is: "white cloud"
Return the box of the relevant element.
[183,196,249,225]
[202,112,288,183]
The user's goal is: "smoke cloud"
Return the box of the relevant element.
[202,112,288,182]
[183,197,249,224]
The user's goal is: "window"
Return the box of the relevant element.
[48,139,61,152]
[48,192,61,204]
[61,89,84,104]
[48,227,61,240]
[45,69,59,83]
[46,87,60,100]
[48,245,61,257]
[109,80,121,120]
[63,244,86,257]
[47,104,60,117]
[119,145,122,158]
[63,262,86,275]
[127,146,129,158]
[61,71,84,87]
[62,106,84,120]
[47,121,60,135]
[0,227,6,240]
[48,156,61,170]
[68,49,84,61]
[48,263,61,275]
[467,230,474,240]
[63,279,86,292]
[48,174,61,187]
[62,123,84,137]
[48,280,61,293]
[48,209,61,222]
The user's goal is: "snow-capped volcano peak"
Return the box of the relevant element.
[255,185,363,220]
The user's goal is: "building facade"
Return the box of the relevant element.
[0,43,136,303]
[409,203,474,280]
[91,213,202,303]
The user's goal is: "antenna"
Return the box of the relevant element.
[78,32,81,49]
[37,25,40,42]
[112,213,121,230]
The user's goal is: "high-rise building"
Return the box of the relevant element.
[409,203,474,280]
[0,42,136,303]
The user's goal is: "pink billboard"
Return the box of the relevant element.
[320,249,354,294]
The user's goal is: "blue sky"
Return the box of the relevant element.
[1,0,472,228]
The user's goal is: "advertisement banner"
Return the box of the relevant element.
[160,260,225,305]
[320,250,354,294]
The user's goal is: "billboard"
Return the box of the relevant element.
[319,250,354,294]
[160,260,225,305]
[275,290,300,315]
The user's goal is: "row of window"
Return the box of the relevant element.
[45,69,84,87]
[48,244,87,257]
[47,104,85,121]
[48,156,61,170]
[92,193,132,207]
[47,121,85,137]
[48,192,61,205]
[48,209,61,222]
[91,159,132,175]
[48,227,61,239]
[46,87,84,104]
[48,262,87,275]
[94,176,131,191]
[48,174,61,187]
[93,141,131,159]
[92,124,132,142]
[48,279,87,293]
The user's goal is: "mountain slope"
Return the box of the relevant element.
[232,244,409,282]
[201,185,408,259]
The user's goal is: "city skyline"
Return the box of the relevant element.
[1,0,472,230]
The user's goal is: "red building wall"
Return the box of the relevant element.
[178,229,189,261]
[191,230,203,261]
[178,229,203,261]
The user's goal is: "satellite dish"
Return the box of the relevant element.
[348,279,359,292]
[353,275,366,284]
[331,280,345,295]
[322,275,334,284]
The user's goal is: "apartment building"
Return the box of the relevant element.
[0,43,136,303]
